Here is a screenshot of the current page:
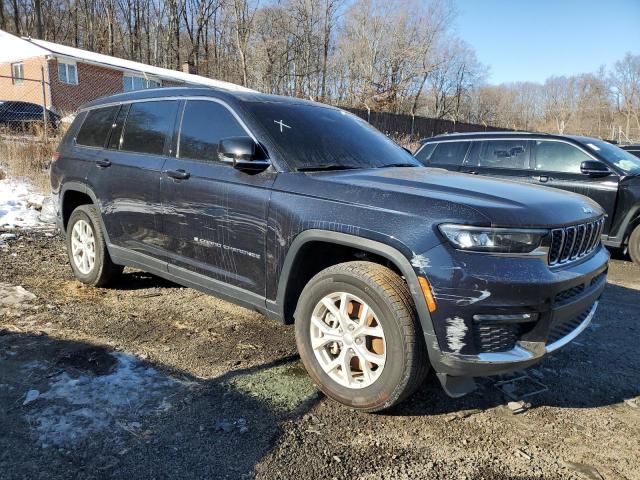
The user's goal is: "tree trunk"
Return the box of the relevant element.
[34,0,43,38]
[11,0,19,35]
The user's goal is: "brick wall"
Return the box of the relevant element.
[0,56,49,107]
[49,59,124,115]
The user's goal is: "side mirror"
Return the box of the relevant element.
[218,136,270,172]
[580,160,610,177]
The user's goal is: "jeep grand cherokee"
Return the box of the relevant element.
[50,87,609,411]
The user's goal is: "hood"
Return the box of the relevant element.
[308,167,604,227]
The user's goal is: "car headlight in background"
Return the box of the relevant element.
[438,224,548,254]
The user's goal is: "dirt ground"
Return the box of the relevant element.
[1,230,639,480]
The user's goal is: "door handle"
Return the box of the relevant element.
[164,169,191,180]
[535,175,549,183]
[462,170,479,175]
[96,158,111,168]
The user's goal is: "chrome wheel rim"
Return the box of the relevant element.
[310,292,386,389]
[71,219,96,275]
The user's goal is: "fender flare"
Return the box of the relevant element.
[273,229,437,341]
[59,182,112,246]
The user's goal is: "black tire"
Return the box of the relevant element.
[66,205,123,286]
[295,261,429,412]
[629,224,640,265]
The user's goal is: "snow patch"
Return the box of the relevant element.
[25,352,180,447]
[446,317,467,353]
[0,282,36,306]
[0,179,55,230]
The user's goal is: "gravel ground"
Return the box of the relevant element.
[0,230,639,480]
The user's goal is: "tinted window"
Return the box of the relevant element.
[468,140,530,169]
[427,142,470,166]
[107,104,130,150]
[179,101,247,161]
[120,101,178,155]
[584,140,640,175]
[534,141,591,173]
[245,102,419,170]
[76,106,120,148]
[414,143,437,164]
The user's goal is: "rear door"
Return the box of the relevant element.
[160,99,275,296]
[86,99,179,258]
[530,139,619,233]
[463,139,533,182]
[414,141,470,171]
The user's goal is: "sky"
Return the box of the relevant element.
[453,0,640,85]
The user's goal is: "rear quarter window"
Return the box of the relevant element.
[76,106,120,148]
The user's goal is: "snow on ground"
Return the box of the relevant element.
[0,178,55,231]
[25,352,184,448]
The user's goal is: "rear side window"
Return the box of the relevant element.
[418,142,469,166]
[468,140,530,169]
[534,141,591,173]
[178,100,246,162]
[76,106,119,147]
[120,101,178,155]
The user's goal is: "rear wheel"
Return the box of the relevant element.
[629,224,640,265]
[295,261,429,412]
[66,205,123,286]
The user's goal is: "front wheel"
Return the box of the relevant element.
[629,224,640,265]
[295,261,429,412]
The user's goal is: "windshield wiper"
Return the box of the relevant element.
[377,163,418,168]
[297,164,362,172]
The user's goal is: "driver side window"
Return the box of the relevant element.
[179,100,246,162]
[534,141,591,173]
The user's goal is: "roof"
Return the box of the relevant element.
[83,85,338,111]
[0,29,252,93]
[419,131,605,143]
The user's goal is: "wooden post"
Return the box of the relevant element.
[41,65,48,142]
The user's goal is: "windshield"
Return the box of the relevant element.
[584,140,640,175]
[245,102,419,170]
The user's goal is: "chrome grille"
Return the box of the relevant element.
[548,217,604,267]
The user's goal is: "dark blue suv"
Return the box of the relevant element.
[51,87,609,411]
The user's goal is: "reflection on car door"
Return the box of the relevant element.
[160,99,275,296]
[530,140,619,233]
[463,139,533,182]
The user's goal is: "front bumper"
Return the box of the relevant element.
[417,243,609,378]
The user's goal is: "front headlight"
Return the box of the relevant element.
[438,224,548,253]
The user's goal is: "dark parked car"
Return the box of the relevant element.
[50,88,608,411]
[0,100,60,131]
[414,132,640,264]
[621,144,640,158]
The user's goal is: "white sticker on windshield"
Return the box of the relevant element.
[274,120,291,133]
[586,143,600,151]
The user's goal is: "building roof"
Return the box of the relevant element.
[0,29,252,93]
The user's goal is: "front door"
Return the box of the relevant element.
[530,139,619,233]
[160,99,275,296]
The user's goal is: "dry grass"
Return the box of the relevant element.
[0,134,61,193]
[389,133,421,153]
